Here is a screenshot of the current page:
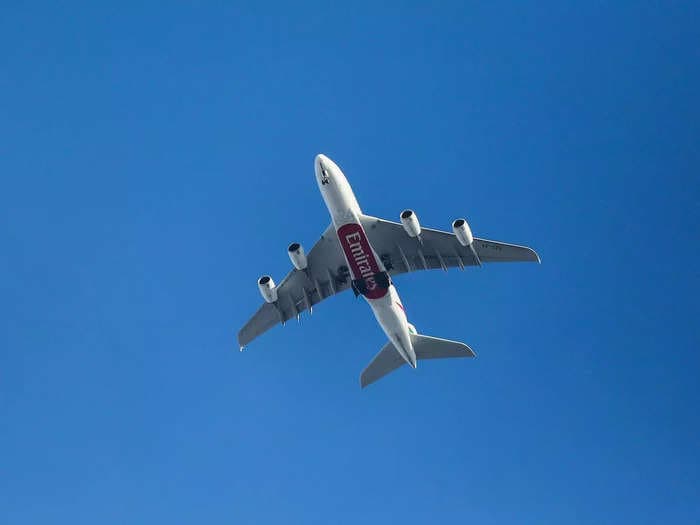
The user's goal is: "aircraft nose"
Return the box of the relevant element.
[315,154,331,184]
[315,153,328,170]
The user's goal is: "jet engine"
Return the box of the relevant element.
[287,242,308,270]
[258,275,278,303]
[400,209,421,238]
[452,218,474,247]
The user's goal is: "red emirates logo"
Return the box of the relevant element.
[337,223,388,299]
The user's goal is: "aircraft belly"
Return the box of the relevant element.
[316,154,414,366]
[368,289,416,367]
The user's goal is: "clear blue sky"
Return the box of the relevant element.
[1,2,698,524]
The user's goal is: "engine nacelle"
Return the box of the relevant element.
[287,242,308,270]
[400,209,421,238]
[257,275,278,303]
[452,218,474,247]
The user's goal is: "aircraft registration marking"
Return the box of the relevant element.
[479,241,502,251]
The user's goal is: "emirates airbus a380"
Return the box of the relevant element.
[239,154,540,387]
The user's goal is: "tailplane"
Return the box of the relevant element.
[360,333,475,388]
[410,333,476,360]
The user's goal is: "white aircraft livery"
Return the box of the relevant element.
[239,154,540,387]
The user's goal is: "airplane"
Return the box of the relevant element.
[238,154,540,388]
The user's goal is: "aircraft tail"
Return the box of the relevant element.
[360,333,475,388]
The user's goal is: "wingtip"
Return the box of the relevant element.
[359,373,370,389]
[237,331,247,351]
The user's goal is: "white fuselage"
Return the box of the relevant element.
[314,154,417,368]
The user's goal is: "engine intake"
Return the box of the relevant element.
[288,242,308,270]
[452,218,474,247]
[400,209,421,238]
[258,275,278,303]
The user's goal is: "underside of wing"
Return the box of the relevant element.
[473,237,541,263]
[237,224,353,348]
[360,215,539,276]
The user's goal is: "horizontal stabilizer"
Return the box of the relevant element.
[360,341,405,388]
[411,333,476,360]
[360,333,475,388]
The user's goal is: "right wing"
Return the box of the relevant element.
[360,215,540,276]
[237,224,353,348]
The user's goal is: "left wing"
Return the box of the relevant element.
[238,224,353,348]
[360,214,540,276]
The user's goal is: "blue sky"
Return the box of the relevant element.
[1,2,698,524]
